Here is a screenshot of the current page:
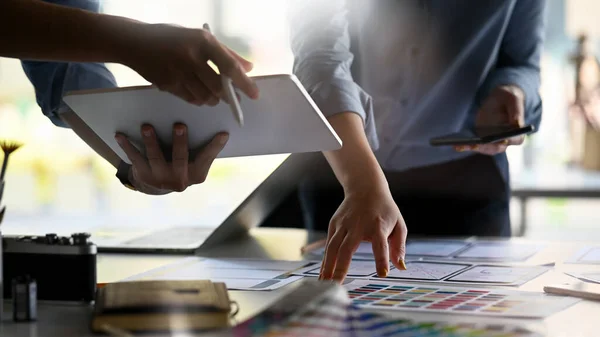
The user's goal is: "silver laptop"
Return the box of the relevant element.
[90,153,315,253]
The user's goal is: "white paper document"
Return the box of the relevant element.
[566,246,600,264]
[405,240,470,257]
[307,240,543,263]
[446,265,550,285]
[565,271,600,283]
[308,240,470,260]
[386,261,470,280]
[296,260,469,281]
[301,260,377,277]
[308,242,373,259]
[123,257,310,290]
[295,260,547,286]
[454,242,545,262]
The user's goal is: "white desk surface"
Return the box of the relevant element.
[2,228,600,337]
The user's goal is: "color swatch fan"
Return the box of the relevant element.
[343,280,579,318]
[230,280,546,337]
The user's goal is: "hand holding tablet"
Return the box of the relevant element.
[63,74,342,194]
[114,124,229,194]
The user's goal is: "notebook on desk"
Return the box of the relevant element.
[91,280,234,333]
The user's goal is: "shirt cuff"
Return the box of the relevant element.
[479,67,540,114]
[55,63,118,124]
[22,61,118,128]
[305,78,379,150]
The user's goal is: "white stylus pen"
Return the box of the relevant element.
[203,23,244,127]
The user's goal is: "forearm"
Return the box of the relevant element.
[289,0,385,190]
[0,0,144,63]
[478,0,546,128]
[324,112,388,194]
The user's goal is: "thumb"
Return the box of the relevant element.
[389,222,407,271]
[191,132,228,183]
[504,88,525,127]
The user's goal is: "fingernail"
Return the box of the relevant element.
[514,116,522,126]
[377,267,388,278]
[114,135,122,144]
[143,129,152,137]
[218,133,229,145]
[175,127,184,136]
[251,82,260,99]
[398,259,407,270]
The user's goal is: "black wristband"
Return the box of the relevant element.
[116,161,136,191]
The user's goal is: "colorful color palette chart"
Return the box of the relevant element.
[237,295,543,337]
[343,280,580,318]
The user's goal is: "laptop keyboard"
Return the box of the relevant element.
[124,227,214,246]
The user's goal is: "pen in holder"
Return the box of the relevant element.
[0,140,23,322]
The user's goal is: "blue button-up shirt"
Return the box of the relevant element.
[290,0,546,172]
[20,0,117,128]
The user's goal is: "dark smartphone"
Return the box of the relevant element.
[429,124,535,146]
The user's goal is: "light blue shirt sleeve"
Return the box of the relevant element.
[476,0,546,129]
[288,1,546,172]
[19,0,118,128]
[288,0,379,149]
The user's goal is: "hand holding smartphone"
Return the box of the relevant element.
[429,124,535,147]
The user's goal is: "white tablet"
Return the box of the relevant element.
[62,74,342,164]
